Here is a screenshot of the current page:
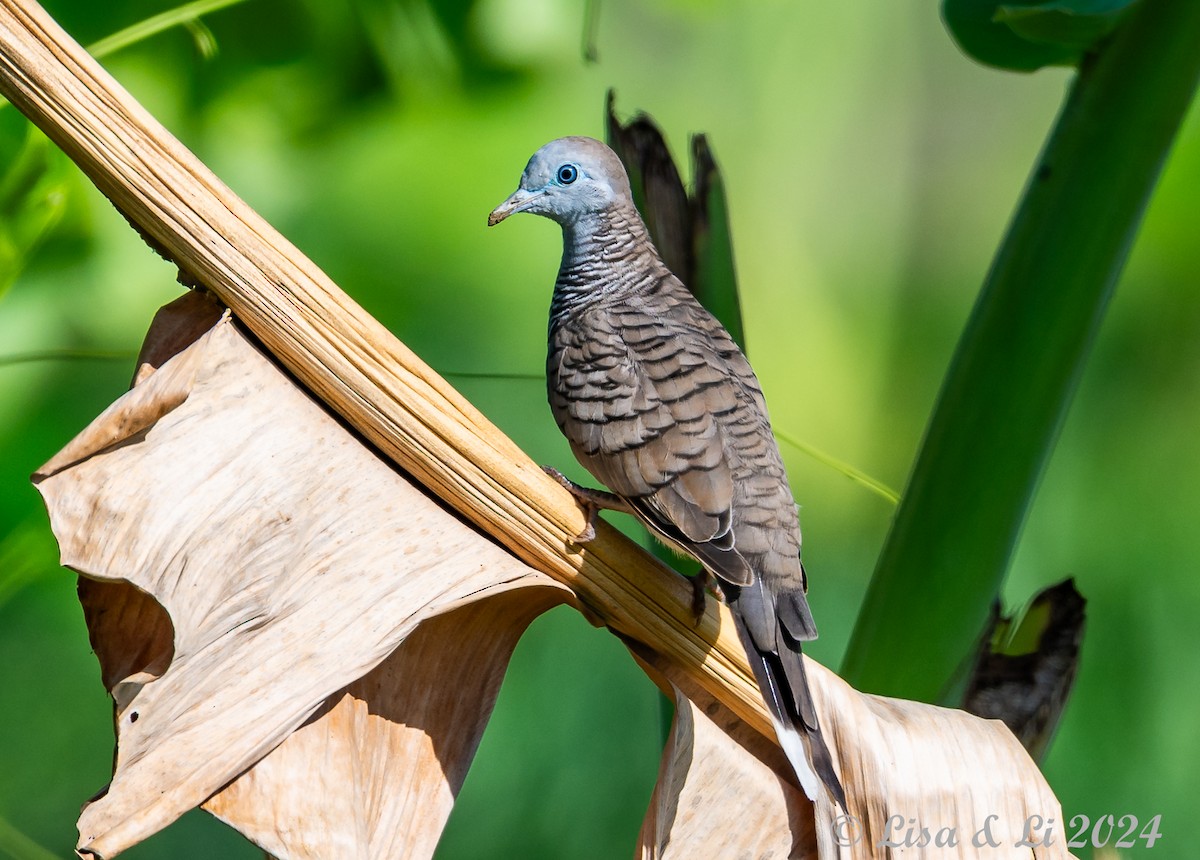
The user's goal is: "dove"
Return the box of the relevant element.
[488,136,845,808]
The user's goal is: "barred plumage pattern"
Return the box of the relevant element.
[549,222,801,595]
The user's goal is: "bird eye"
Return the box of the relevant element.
[556,164,578,184]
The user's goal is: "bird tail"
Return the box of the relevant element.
[729,601,848,810]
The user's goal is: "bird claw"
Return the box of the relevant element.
[543,466,624,544]
[573,517,597,544]
[542,466,716,625]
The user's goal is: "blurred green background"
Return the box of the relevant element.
[0,0,1196,857]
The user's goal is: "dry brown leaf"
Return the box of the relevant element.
[638,679,816,859]
[810,660,1069,859]
[634,647,1074,859]
[34,299,570,858]
[203,588,565,859]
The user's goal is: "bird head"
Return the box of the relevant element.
[488,136,633,227]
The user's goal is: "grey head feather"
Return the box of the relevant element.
[488,136,633,227]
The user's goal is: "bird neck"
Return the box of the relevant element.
[552,203,667,316]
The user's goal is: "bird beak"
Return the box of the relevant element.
[488,188,543,226]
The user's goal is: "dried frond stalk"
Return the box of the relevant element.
[0,0,775,740]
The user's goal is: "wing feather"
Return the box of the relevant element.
[549,297,759,585]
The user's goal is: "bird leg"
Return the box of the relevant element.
[543,466,635,543]
[688,567,714,622]
[544,467,714,624]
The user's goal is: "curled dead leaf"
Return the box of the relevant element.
[633,642,1073,859]
[35,295,572,858]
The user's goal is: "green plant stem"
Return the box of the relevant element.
[86,0,247,58]
[0,0,249,111]
[0,811,58,860]
[775,428,899,505]
[0,348,132,367]
[842,0,1200,700]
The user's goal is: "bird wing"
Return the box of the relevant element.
[549,297,755,586]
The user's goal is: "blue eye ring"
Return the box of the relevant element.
[556,164,578,184]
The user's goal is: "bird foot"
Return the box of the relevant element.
[543,466,633,543]
[688,568,725,624]
[541,467,719,625]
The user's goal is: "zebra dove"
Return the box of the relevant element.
[489,136,845,807]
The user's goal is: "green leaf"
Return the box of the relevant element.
[0,0,249,111]
[0,522,56,615]
[996,0,1137,50]
[0,811,59,860]
[0,349,134,369]
[183,17,220,61]
[943,0,1080,70]
[0,128,71,299]
[945,0,1140,70]
[843,0,1200,702]
[86,0,249,59]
